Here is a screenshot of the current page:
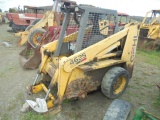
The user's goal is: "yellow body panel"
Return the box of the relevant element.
[121,25,138,63]
[148,25,160,39]
[79,59,124,71]
[63,27,129,72]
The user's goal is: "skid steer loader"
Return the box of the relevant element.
[15,0,76,46]
[22,4,140,113]
[19,11,130,69]
[139,10,160,50]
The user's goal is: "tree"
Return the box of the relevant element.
[9,8,18,13]
[0,9,2,12]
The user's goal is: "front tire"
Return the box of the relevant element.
[28,28,46,48]
[101,67,129,99]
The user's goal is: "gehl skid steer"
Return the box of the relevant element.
[22,4,140,113]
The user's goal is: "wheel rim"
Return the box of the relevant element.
[33,33,43,45]
[113,75,126,94]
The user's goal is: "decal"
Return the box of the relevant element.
[70,53,86,65]
[130,36,138,62]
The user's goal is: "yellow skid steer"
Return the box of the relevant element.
[22,4,140,113]
[139,10,160,50]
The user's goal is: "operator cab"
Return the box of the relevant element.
[54,4,119,56]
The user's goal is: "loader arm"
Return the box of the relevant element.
[63,24,139,73]
[15,11,56,46]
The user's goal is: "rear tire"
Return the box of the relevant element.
[30,18,41,26]
[101,67,129,99]
[28,28,46,48]
[25,25,34,31]
[103,99,131,120]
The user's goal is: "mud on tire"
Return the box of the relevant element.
[101,67,129,99]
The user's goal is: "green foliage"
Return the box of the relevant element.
[20,112,51,120]
[137,49,160,67]
[2,113,10,120]
[9,8,17,13]
[130,16,144,22]
[152,94,160,108]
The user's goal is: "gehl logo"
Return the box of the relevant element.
[130,36,138,62]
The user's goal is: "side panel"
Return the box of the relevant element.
[63,28,129,72]
[121,25,139,77]
[8,13,43,26]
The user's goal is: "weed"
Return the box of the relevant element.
[68,112,81,120]
[135,81,141,85]
[137,49,160,67]
[7,103,17,111]
[1,113,10,120]
[142,71,151,76]
[20,112,51,120]
[141,84,152,88]
[138,102,145,106]
[7,92,24,111]
[152,94,160,108]
[63,99,71,104]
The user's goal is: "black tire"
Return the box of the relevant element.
[28,28,46,48]
[25,25,34,31]
[11,23,18,33]
[101,67,129,99]
[103,99,131,120]
[30,18,41,26]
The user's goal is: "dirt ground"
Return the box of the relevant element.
[0,24,160,120]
